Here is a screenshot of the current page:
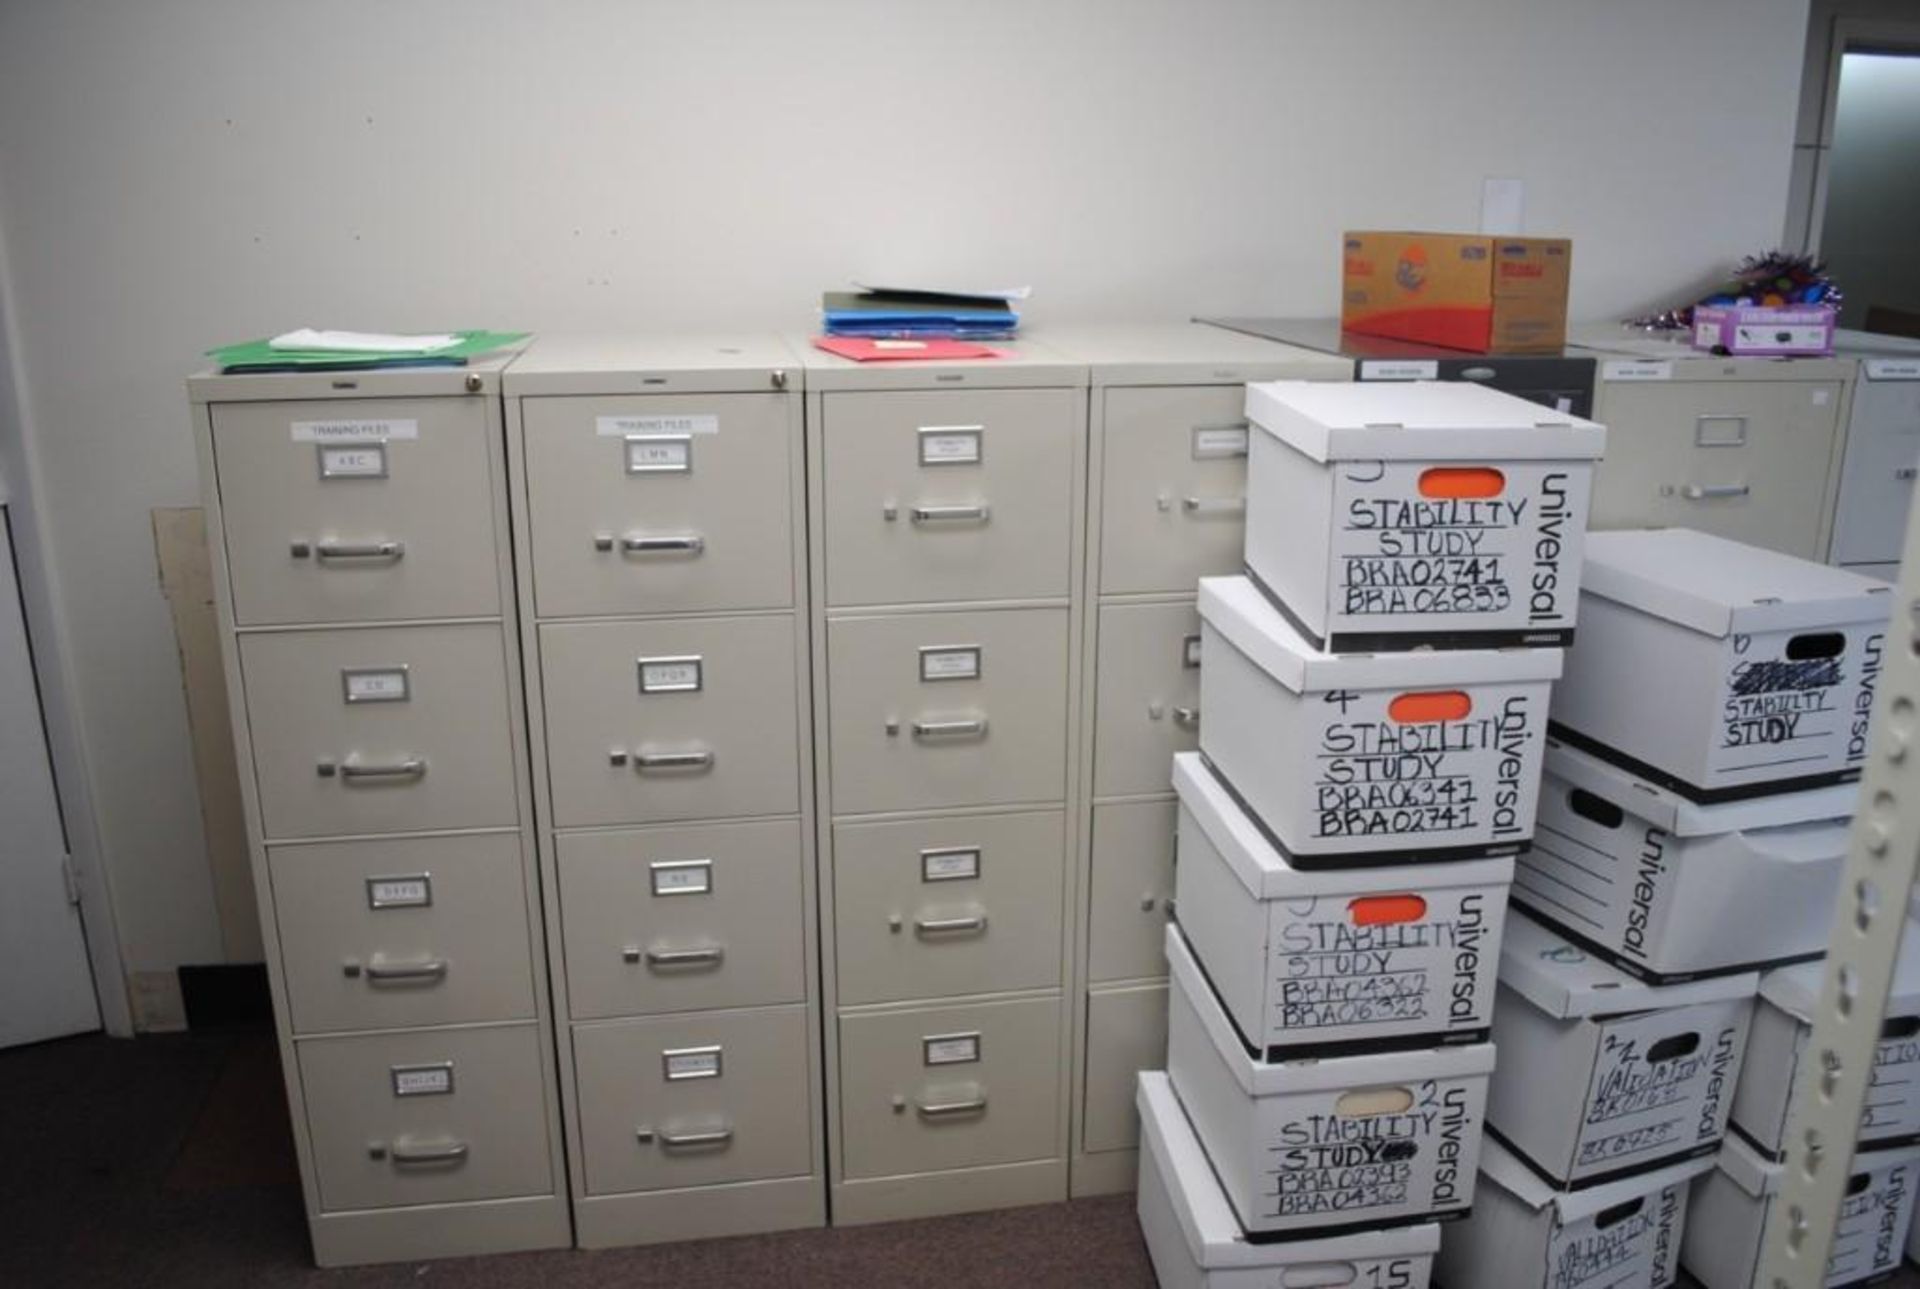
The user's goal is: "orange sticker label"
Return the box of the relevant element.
[1350,894,1428,926]
[1419,466,1506,499]
[1388,691,1472,723]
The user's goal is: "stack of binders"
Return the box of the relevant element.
[819,288,1020,340]
[1482,527,1917,1288]
[1137,379,1606,1288]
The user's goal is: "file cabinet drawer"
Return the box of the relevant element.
[832,810,1065,1006]
[298,1023,554,1213]
[559,819,806,1020]
[1591,380,1843,559]
[572,1005,813,1197]
[1098,386,1249,595]
[825,607,1068,815]
[1087,800,1176,984]
[239,624,519,839]
[540,615,802,827]
[838,995,1062,1180]
[211,397,501,627]
[521,393,796,617]
[269,833,536,1034]
[821,389,1076,606]
[1092,600,1201,799]
[1083,983,1168,1153]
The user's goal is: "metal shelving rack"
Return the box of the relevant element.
[1761,493,1920,1286]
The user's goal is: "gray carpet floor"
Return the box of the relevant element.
[2,1029,1914,1287]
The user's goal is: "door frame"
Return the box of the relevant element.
[0,217,131,1037]
[1788,11,1920,255]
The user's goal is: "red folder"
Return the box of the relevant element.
[812,336,1007,362]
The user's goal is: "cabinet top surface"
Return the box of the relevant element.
[504,333,803,385]
[189,352,516,403]
[796,334,1086,391]
[1040,323,1353,386]
[1567,322,1854,379]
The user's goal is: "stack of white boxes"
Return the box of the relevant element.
[1476,526,1901,1288]
[1137,380,1606,1287]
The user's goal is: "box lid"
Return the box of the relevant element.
[1759,926,1920,1023]
[1198,576,1565,691]
[1169,924,1498,1093]
[1479,1133,1715,1222]
[1498,911,1759,1019]
[1542,738,1859,837]
[1246,379,1604,463]
[1580,529,1892,637]
[1714,1130,1920,1200]
[1136,1070,1443,1268]
[1174,752,1513,899]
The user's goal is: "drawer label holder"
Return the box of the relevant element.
[623,433,693,474]
[318,443,388,479]
[663,1045,724,1081]
[1190,423,1250,459]
[923,1032,982,1066]
[650,859,713,897]
[921,846,981,883]
[918,425,983,466]
[638,655,703,694]
[919,644,982,683]
[390,1062,454,1097]
[341,666,410,704]
[366,874,433,909]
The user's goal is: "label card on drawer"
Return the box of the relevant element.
[1603,360,1673,381]
[638,655,703,694]
[1182,633,1202,668]
[1190,424,1250,459]
[391,1062,454,1097]
[663,1045,723,1080]
[919,645,981,682]
[291,418,419,443]
[1360,361,1439,381]
[650,859,713,897]
[921,846,981,882]
[918,426,983,466]
[341,667,410,704]
[317,444,388,479]
[624,434,693,474]
[366,875,433,909]
[923,1033,981,1066]
[597,413,719,437]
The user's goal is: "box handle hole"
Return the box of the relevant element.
[1567,789,1624,829]
[1595,1196,1645,1230]
[1882,1015,1920,1041]
[1647,1032,1700,1063]
[1786,632,1845,661]
[1847,1173,1872,1196]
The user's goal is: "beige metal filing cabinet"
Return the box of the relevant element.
[1048,324,1351,1196]
[502,337,824,1247]
[801,339,1088,1223]
[1827,328,1920,582]
[1569,325,1853,559]
[189,359,569,1266]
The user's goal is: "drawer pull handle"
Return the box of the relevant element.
[389,1140,469,1166]
[305,540,405,562]
[634,749,715,772]
[910,504,991,524]
[1172,706,1200,729]
[638,945,726,968]
[362,957,448,983]
[915,914,988,937]
[656,1126,735,1150]
[1682,483,1750,500]
[916,1095,988,1119]
[912,717,988,741]
[1181,495,1246,516]
[614,533,706,555]
[322,756,427,782]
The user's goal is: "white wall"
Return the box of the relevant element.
[0,0,1810,1002]
[1823,52,1920,319]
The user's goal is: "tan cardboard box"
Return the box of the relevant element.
[1341,230,1571,353]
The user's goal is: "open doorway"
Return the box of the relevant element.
[1822,50,1920,336]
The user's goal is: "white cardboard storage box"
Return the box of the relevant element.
[1682,1133,1920,1289]
[1198,574,1561,866]
[1490,912,1756,1187]
[1733,929,1920,1158]
[1172,752,1512,1058]
[1434,1136,1708,1289]
[1242,379,1605,652]
[1137,1071,1441,1289]
[1165,924,1493,1236]
[1517,738,1852,982]
[1551,528,1892,802]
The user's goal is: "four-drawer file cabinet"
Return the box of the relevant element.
[1051,326,1350,1195]
[194,325,1370,1258]
[190,359,570,1266]
[502,336,825,1247]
